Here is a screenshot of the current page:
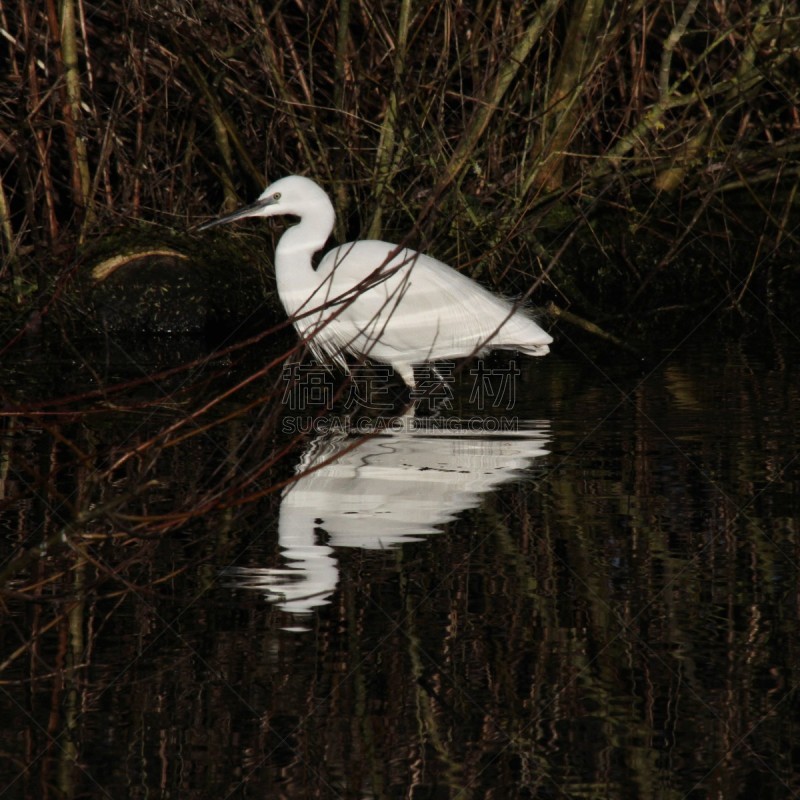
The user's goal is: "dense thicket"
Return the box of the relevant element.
[1,0,798,327]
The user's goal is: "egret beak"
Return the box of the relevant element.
[198,195,278,231]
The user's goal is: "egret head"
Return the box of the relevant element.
[198,175,331,231]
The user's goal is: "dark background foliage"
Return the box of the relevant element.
[1,0,798,332]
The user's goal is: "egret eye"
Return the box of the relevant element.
[273,192,281,201]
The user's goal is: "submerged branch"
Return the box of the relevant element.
[547,302,641,354]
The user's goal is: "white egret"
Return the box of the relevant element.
[200,176,552,388]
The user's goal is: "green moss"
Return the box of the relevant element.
[61,225,282,336]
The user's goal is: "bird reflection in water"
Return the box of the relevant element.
[222,421,549,617]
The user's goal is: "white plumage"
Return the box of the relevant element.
[200,175,552,388]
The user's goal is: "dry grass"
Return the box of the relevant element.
[0,0,796,273]
[0,0,798,545]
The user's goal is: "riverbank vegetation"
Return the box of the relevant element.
[1,0,797,340]
[1,0,799,581]
[2,10,800,785]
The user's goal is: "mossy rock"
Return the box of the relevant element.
[71,227,281,337]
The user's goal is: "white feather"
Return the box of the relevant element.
[202,176,552,388]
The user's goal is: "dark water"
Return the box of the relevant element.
[2,330,800,799]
